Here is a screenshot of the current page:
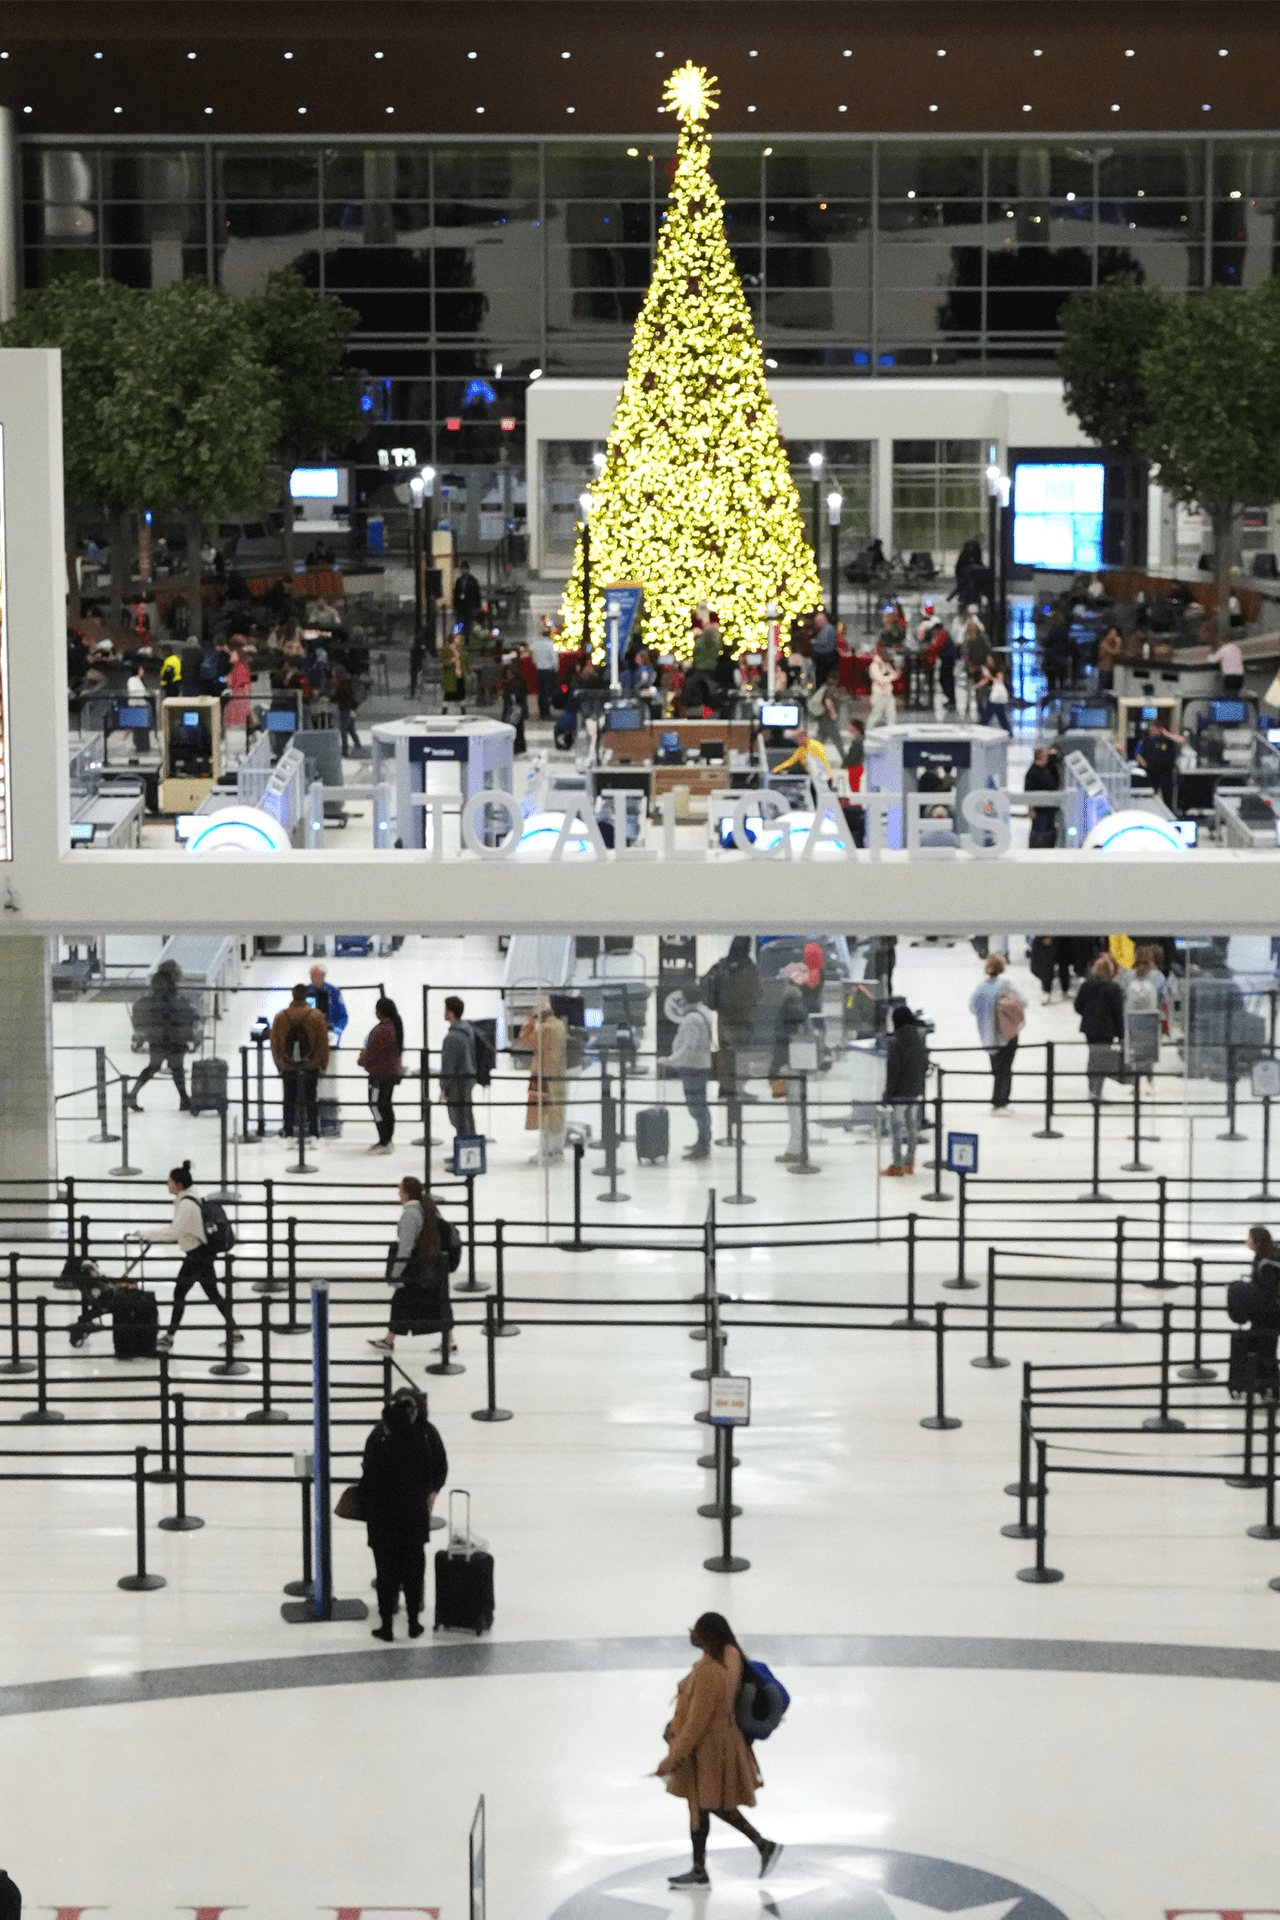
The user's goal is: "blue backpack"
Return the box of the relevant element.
[735,1659,790,1741]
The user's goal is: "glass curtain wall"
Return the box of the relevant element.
[19,135,1266,559]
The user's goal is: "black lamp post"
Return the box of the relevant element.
[580,490,593,654]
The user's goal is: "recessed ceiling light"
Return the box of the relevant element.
[94,50,103,59]
[113,105,122,113]
[843,49,852,57]
[1066,190,1076,201]
[626,146,638,156]
[284,51,293,60]
[298,106,306,114]
[763,146,772,155]
[204,106,212,115]
[566,106,575,113]
[1033,48,1042,56]
[655,50,664,58]
[1138,189,1144,197]
[748,105,757,113]
[186,51,196,60]
[838,104,847,112]
[1219,47,1229,56]
[937,47,946,56]
[1111,103,1120,111]
[476,106,484,114]
[1203,102,1211,110]
[385,106,394,114]
[1230,188,1242,199]
[375,51,384,59]
[1022,103,1032,111]
[561,50,570,59]
[749,49,758,58]
[467,50,476,59]
[907,190,916,200]
[765,357,778,369]
[1125,48,1134,57]
[929,104,938,113]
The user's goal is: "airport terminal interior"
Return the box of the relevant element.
[7,4,1280,1920]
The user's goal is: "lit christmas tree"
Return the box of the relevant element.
[560,62,821,661]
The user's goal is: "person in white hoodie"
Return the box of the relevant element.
[134,1160,240,1350]
[659,984,715,1161]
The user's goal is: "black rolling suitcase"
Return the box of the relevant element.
[434,1490,494,1635]
[189,1056,228,1115]
[112,1287,159,1359]
[635,1105,669,1164]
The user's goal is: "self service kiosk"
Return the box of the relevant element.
[370,714,516,854]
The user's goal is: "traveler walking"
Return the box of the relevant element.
[330,662,363,758]
[360,1387,449,1642]
[809,608,838,689]
[500,658,529,754]
[655,1611,782,1888]
[882,1004,929,1175]
[659,983,715,1161]
[135,1160,240,1350]
[128,959,201,1110]
[440,995,478,1144]
[270,984,329,1140]
[1075,953,1126,1102]
[452,559,483,632]
[867,644,897,730]
[358,996,405,1152]
[969,952,1026,1113]
[369,1177,457,1354]
[1029,936,1071,1003]
[770,966,810,1163]
[519,1001,568,1162]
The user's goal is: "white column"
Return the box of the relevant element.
[0,110,16,323]
[875,434,894,552]
[0,935,58,1216]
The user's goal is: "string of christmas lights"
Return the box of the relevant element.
[560,61,822,661]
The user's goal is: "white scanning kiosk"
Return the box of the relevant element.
[370,714,516,854]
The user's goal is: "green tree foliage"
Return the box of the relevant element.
[242,269,361,463]
[1058,273,1168,459]
[1141,282,1280,633]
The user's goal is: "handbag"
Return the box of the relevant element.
[335,1482,365,1521]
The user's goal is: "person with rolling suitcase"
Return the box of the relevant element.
[128,960,201,1112]
[434,1489,494,1635]
[360,1387,448,1643]
[132,1160,242,1353]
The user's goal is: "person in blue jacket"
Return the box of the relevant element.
[308,963,349,1042]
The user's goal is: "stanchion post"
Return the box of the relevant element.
[455,1177,489,1292]
[240,1045,251,1141]
[891,1213,926,1329]
[1033,1040,1063,1140]
[1226,1385,1266,1488]
[92,1046,119,1143]
[282,1281,367,1622]
[1250,1402,1280,1541]
[1143,1175,1175,1287]
[722,1097,756,1207]
[943,1169,976,1288]
[64,1175,75,1245]
[1016,1439,1064,1582]
[703,1420,749,1573]
[493,1219,519,1337]
[148,1349,176,1481]
[471,1297,513,1422]
[920,1302,961,1430]
[1122,1074,1152,1173]
[158,1394,205,1532]
[109,1078,142,1178]
[972,1245,1010,1368]
[283,1469,314,1597]
[1098,1215,1138,1330]
[595,1074,631,1204]
[1142,1302,1187,1432]
[289,1077,318,1175]
[1,1252,34,1376]
[1253,1096,1273,1204]
[209,1262,249,1377]
[788,1072,821,1176]
[19,1300,65,1424]
[1178,1257,1217,1381]
[1077,1096,1112,1202]
[922,1069,951,1205]
[1219,1029,1244,1140]
[118,1446,167,1589]
[1001,1366,1037,1537]
[284,1216,301,1332]
[246,1294,288,1423]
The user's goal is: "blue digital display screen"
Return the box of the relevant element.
[1070,705,1110,729]
[1013,462,1105,570]
[1210,699,1248,725]
[265,710,298,733]
[114,705,152,728]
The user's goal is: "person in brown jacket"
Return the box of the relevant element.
[518,1001,567,1164]
[270,983,330,1142]
[656,1612,781,1888]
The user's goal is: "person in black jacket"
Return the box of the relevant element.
[0,1867,20,1919]
[1075,953,1126,1101]
[361,1387,448,1641]
[1024,747,1061,850]
[1228,1228,1280,1400]
[128,959,201,1111]
[882,1005,929,1175]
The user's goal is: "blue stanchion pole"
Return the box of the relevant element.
[282,1281,367,1624]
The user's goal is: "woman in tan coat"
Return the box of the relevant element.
[655,1612,781,1889]
[518,1002,567,1164]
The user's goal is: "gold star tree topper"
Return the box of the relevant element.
[663,62,720,125]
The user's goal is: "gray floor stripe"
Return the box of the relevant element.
[4,1632,1280,1720]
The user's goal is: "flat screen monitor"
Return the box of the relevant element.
[604,706,642,731]
[1173,819,1199,848]
[1269,729,1280,747]
[1069,705,1111,730]
[113,704,152,729]
[1141,705,1159,720]
[759,701,800,729]
[69,822,95,845]
[1210,698,1248,725]
[583,1006,605,1029]
[289,465,347,503]
[1012,461,1105,570]
[265,710,298,733]
[182,711,201,730]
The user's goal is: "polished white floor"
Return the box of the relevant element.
[5,936,1279,1919]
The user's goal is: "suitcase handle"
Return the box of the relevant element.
[448,1487,471,1551]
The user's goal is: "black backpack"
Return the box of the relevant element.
[444,1218,463,1273]
[288,1019,316,1067]
[200,1198,236,1256]
[469,1023,497,1089]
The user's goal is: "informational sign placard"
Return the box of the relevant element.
[1252,1057,1280,1099]
[604,581,644,680]
[452,1134,487,1177]
[946,1130,979,1174]
[709,1375,751,1426]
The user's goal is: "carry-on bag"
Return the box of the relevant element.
[635,1105,669,1164]
[434,1489,494,1635]
[317,1062,343,1137]
[188,1056,228,1116]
